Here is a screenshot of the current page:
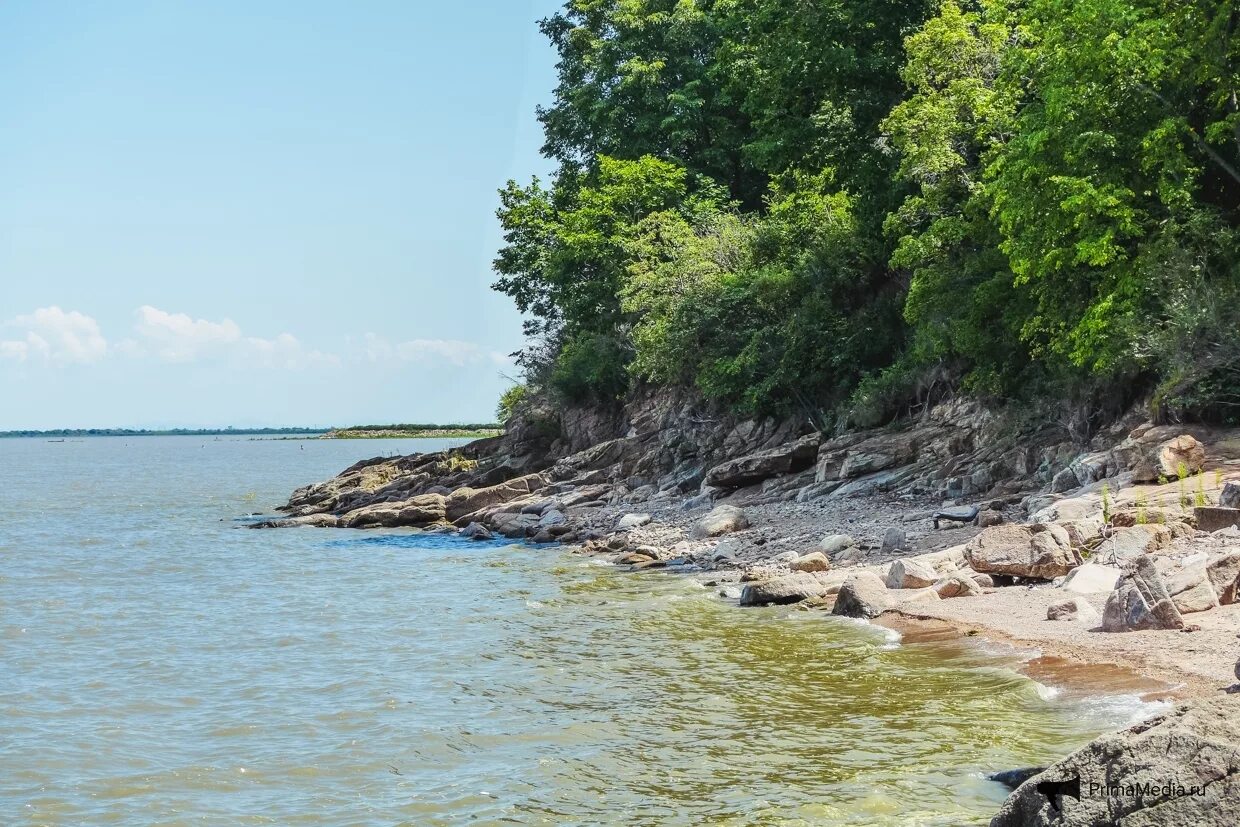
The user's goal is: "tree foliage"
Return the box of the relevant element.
[494,0,1240,426]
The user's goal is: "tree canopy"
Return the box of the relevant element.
[494,0,1240,427]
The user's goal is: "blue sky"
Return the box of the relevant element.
[0,0,561,428]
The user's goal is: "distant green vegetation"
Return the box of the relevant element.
[326,424,502,439]
[494,0,1240,429]
[1,427,326,438]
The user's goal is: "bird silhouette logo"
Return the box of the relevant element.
[1036,775,1081,813]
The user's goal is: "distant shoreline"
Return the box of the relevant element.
[1,424,501,439]
[324,428,501,440]
[0,428,327,438]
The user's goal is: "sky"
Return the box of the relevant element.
[0,0,562,429]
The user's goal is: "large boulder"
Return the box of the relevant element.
[965,523,1081,580]
[880,527,908,556]
[790,551,831,573]
[703,434,820,489]
[933,573,982,598]
[690,504,750,539]
[1195,506,1240,533]
[739,572,836,606]
[1101,555,1186,632]
[1205,551,1240,604]
[990,695,1240,826]
[1097,524,1171,561]
[885,558,938,589]
[831,571,892,618]
[1131,433,1206,483]
[1165,565,1220,615]
[1058,563,1123,595]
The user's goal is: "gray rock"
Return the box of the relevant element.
[1059,563,1123,594]
[880,527,907,556]
[690,504,750,539]
[885,558,938,589]
[790,551,831,573]
[990,695,1240,826]
[1130,433,1206,483]
[819,534,855,555]
[833,547,867,567]
[460,521,493,541]
[537,509,567,529]
[1046,598,1101,623]
[932,573,982,598]
[1220,481,1240,509]
[680,490,716,511]
[965,523,1081,580]
[712,538,743,562]
[703,434,820,489]
[1098,524,1171,561]
[831,571,891,618]
[1101,555,1185,632]
[1196,506,1240,533]
[1051,466,1080,494]
[615,512,652,531]
[1205,551,1240,604]
[739,572,833,606]
[1165,565,1220,614]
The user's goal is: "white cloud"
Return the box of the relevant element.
[0,306,108,364]
[130,306,338,369]
[365,333,509,368]
[133,305,242,362]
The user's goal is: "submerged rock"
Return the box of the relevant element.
[460,521,493,541]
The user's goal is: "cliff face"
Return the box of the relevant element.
[483,385,809,495]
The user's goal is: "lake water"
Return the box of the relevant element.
[0,436,1162,825]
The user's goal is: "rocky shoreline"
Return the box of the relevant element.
[257,395,1240,825]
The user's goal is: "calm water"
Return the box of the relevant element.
[1,436,1159,825]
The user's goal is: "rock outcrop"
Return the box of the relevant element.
[703,434,819,489]
[991,695,1240,826]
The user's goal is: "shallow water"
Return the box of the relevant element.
[0,436,1161,825]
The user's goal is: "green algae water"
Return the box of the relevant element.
[0,437,1162,825]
